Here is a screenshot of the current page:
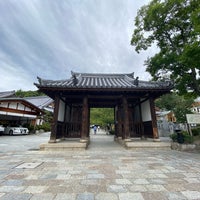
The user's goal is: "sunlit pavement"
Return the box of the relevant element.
[0,132,50,153]
[0,131,200,200]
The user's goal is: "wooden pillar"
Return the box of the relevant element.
[62,102,67,139]
[114,106,117,138]
[81,96,89,140]
[87,107,90,138]
[149,97,159,139]
[116,105,122,138]
[115,105,119,137]
[49,95,60,143]
[139,102,144,138]
[123,96,130,139]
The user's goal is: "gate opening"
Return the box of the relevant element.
[90,107,115,136]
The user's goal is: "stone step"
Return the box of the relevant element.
[125,141,171,149]
[40,140,88,151]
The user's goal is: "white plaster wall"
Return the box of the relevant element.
[17,103,31,111]
[18,104,25,110]
[36,118,43,125]
[9,103,17,109]
[0,102,8,108]
[1,102,32,112]
[23,114,36,118]
[24,106,31,111]
[1,102,17,109]
[58,99,65,122]
[141,99,152,122]
[0,111,35,118]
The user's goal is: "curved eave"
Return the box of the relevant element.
[35,85,172,98]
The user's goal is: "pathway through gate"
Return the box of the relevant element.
[88,129,124,151]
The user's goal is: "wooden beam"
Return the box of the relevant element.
[37,86,171,93]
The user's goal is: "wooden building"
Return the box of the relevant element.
[0,91,53,127]
[0,97,43,126]
[35,72,172,144]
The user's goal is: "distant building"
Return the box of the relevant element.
[0,90,16,98]
[156,110,176,122]
[24,96,54,125]
[0,91,53,127]
[191,99,200,114]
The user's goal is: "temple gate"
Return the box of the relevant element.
[35,72,172,146]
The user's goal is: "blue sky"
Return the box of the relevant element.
[0,0,155,91]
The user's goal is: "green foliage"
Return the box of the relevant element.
[156,93,179,111]
[23,123,35,133]
[182,131,194,144]
[191,128,200,136]
[35,111,53,132]
[170,133,177,142]
[16,89,45,97]
[35,122,51,132]
[109,130,115,135]
[131,0,200,96]
[155,93,194,123]
[170,131,194,144]
[43,110,53,124]
[90,108,114,127]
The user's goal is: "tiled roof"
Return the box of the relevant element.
[24,96,53,109]
[0,90,15,98]
[35,72,173,90]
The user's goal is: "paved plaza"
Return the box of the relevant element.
[0,132,200,200]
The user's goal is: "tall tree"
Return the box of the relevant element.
[131,0,200,96]
[16,89,45,97]
[155,93,193,123]
[90,108,114,127]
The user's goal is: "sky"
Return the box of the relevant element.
[0,0,155,91]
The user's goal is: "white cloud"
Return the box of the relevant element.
[0,0,152,91]
[0,60,36,91]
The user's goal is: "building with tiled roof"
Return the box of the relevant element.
[35,71,173,147]
[25,96,54,112]
[35,72,172,95]
[0,92,52,129]
[0,97,43,127]
[0,91,16,98]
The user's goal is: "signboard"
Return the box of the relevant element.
[186,114,200,124]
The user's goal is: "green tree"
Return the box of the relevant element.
[131,0,200,96]
[90,108,114,127]
[16,89,45,97]
[155,93,194,123]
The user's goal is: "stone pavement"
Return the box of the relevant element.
[0,132,200,200]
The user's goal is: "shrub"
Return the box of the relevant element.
[27,125,35,133]
[170,131,194,144]
[170,133,177,142]
[35,123,51,132]
[191,128,200,136]
[23,123,34,133]
[109,130,115,135]
[182,132,194,144]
